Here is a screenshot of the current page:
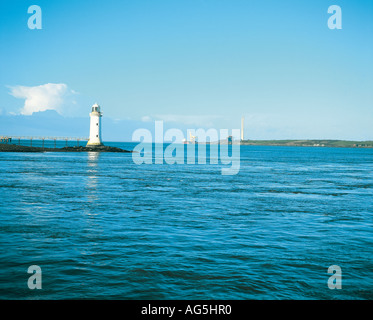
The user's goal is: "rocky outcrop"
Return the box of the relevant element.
[0,144,45,152]
[0,144,132,153]
[57,145,132,152]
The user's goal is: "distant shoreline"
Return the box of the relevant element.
[200,139,373,148]
[239,139,373,148]
[1,139,373,152]
[0,144,132,153]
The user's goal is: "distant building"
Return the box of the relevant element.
[241,116,244,141]
[189,132,197,143]
[87,103,103,146]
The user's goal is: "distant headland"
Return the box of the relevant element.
[239,139,373,148]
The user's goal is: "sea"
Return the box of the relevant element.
[0,142,372,300]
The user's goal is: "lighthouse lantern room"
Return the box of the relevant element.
[87,103,103,146]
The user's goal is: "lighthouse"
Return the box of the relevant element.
[87,103,103,146]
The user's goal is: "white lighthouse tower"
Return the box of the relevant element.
[87,103,103,146]
[241,116,244,141]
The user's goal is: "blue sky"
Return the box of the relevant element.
[0,0,372,140]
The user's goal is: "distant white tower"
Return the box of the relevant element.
[87,103,103,146]
[241,116,244,141]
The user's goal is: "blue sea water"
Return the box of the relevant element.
[0,143,372,299]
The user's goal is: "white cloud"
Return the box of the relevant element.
[8,83,74,115]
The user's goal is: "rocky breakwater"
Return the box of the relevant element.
[57,145,132,153]
[0,144,132,153]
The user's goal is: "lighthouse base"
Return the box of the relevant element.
[86,141,104,147]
